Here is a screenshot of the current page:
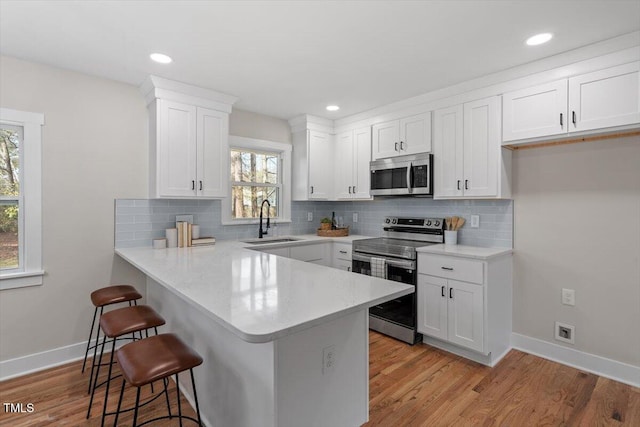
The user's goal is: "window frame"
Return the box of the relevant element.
[222,136,291,226]
[0,108,44,290]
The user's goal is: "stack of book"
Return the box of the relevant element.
[175,221,215,247]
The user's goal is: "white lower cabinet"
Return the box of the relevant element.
[417,252,512,366]
[332,242,353,271]
[418,274,484,353]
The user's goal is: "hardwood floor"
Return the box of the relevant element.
[365,332,640,426]
[1,332,638,426]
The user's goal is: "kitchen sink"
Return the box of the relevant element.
[243,237,303,245]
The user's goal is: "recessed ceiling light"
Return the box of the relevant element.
[326,105,340,111]
[150,53,173,64]
[526,33,553,46]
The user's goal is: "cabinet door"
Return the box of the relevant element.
[463,97,500,197]
[308,130,333,199]
[352,127,372,199]
[399,113,432,155]
[447,279,484,353]
[335,131,354,199]
[433,105,464,198]
[372,120,400,160]
[502,79,568,142]
[158,100,198,197]
[197,108,228,198]
[569,62,640,132]
[417,275,448,341]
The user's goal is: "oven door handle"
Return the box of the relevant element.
[352,253,416,270]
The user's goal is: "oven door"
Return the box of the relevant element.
[352,253,417,329]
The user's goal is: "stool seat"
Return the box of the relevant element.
[99,305,165,338]
[90,285,142,307]
[117,334,203,387]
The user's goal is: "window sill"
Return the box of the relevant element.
[221,218,292,226]
[0,270,44,290]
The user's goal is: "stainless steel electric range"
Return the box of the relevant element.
[352,217,445,344]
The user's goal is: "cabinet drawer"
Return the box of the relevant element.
[332,244,352,260]
[418,254,484,285]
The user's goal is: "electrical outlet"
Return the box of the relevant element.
[471,215,480,228]
[562,288,575,306]
[353,213,358,223]
[322,345,336,374]
[555,321,575,344]
[307,212,313,222]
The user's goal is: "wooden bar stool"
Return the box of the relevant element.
[86,305,165,426]
[113,333,203,426]
[82,285,143,373]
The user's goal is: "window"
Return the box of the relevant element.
[222,136,291,225]
[0,108,44,290]
[230,149,280,219]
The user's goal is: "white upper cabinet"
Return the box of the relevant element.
[291,119,334,201]
[334,127,372,200]
[434,96,508,199]
[569,62,640,132]
[308,130,333,199]
[502,80,568,142]
[142,75,236,199]
[503,61,640,143]
[372,112,431,159]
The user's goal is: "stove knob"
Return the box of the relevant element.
[392,218,397,224]
[426,220,432,226]
[385,218,390,224]
[434,220,440,227]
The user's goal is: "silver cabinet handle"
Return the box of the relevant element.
[572,111,577,125]
[400,141,404,150]
[560,113,563,126]
[199,180,203,191]
[395,142,398,151]
[310,186,314,194]
[457,180,461,190]
[348,186,352,194]
[450,288,454,299]
[465,179,469,190]
[441,266,454,271]
[353,185,356,193]
[441,286,445,297]
[192,180,195,190]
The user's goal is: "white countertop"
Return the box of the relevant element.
[116,235,411,344]
[416,244,512,260]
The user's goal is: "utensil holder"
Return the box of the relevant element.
[444,230,458,245]
[192,224,200,240]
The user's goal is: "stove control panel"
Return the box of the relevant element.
[384,217,445,229]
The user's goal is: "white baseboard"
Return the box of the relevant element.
[0,339,95,382]
[511,333,640,388]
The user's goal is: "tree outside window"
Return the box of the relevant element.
[0,125,21,270]
[230,149,280,219]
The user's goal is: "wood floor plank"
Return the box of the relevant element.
[2,331,638,426]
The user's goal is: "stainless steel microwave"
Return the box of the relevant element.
[370,153,433,196]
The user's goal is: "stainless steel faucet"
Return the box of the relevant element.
[258,199,271,238]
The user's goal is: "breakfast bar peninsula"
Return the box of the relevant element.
[116,238,412,427]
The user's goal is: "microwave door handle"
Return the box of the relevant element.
[407,162,413,193]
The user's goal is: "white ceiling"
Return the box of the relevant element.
[1,1,639,120]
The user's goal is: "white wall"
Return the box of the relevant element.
[229,108,291,143]
[0,55,149,361]
[512,135,640,367]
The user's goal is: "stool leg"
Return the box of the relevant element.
[190,369,202,426]
[176,373,183,427]
[163,377,172,418]
[87,306,104,394]
[100,337,117,427]
[87,333,107,418]
[82,306,98,373]
[114,379,126,427]
[132,386,141,427]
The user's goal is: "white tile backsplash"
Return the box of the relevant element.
[115,198,513,248]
